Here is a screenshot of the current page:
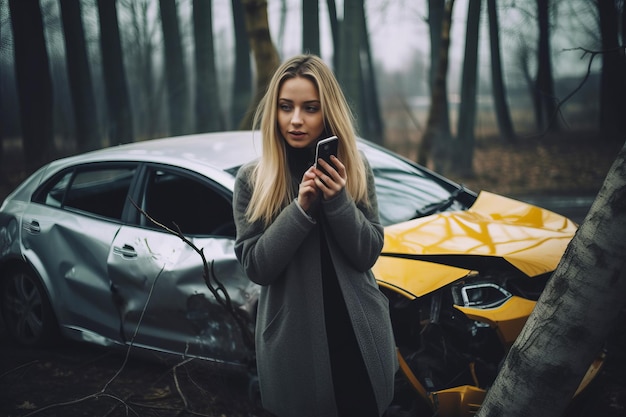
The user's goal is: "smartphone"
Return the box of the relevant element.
[315,136,339,175]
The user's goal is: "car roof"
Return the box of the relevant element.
[53,131,264,173]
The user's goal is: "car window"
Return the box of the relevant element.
[140,168,235,237]
[363,145,465,226]
[35,166,136,221]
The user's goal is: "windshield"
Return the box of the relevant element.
[363,145,467,226]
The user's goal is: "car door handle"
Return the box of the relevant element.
[113,244,138,258]
[24,220,41,234]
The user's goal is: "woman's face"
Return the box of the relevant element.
[277,76,325,149]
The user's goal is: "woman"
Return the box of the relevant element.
[233,54,397,417]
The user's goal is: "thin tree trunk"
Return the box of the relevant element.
[476,139,626,417]
[231,0,252,129]
[0,7,3,170]
[420,0,454,171]
[326,0,339,69]
[454,0,481,177]
[160,0,189,136]
[487,0,515,142]
[193,0,222,132]
[427,0,451,135]
[239,0,280,130]
[9,0,54,169]
[302,0,320,56]
[337,0,364,133]
[59,0,101,152]
[97,0,134,144]
[360,1,384,143]
[132,0,158,139]
[277,0,287,53]
[534,0,559,132]
[597,0,626,142]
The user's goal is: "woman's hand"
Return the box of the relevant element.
[297,166,320,212]
[314,155,346,200]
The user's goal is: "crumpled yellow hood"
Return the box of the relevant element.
[374,191,578,298]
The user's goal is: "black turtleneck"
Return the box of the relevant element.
[285,142,316,179]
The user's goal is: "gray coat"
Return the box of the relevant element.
[233,157,398,417]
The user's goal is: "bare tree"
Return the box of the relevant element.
[302,0,320,56]
[123,0,161,140]
[59,0,100,152]
[337,0,364,133]
[159,0,190,136]
[420,0,454,171]
[276,0,287,54]
[487,0,515,142]
[426,0,451,138]
[231,0,252,129]
[0,0,5,168]
[476,139,626,417]
[193,0,223,132]
[326,0,340,69]
[597,0,626,142]
[453,0,481,177]
[534,0,559,132]
[9,0,54,169]
[360,2,384,143]
[239,0,280,130]
[97,0,134,144]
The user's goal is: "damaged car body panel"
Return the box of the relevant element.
[381,191,577,280]
[0,132,604,417]
[107,226,254,362]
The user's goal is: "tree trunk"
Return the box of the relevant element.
[302,0,320,56]
[597,0,626,142]
[326,0,339,69]
[360,2,384,144]
[129,0,159,139]
[534,0,559,133]
[59,0,101,152]
[8,0,54,170]
[277,0,287,53]
[487,0,515,142]
[420,0,454,171]
[454,0,481,178]
[239,0,280,130]
[426,0,450,135]
[337,0,364,133]
[621,3,626,46]
[477,140,626,417]
[97,0,134,144]
[159,0,190,136]
[231,0,252,129]
[193,0,223,132]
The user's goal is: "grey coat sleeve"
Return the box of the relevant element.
[321,156,384,272]
[233,163,316,286]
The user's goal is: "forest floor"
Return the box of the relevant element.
[0,129,624,416]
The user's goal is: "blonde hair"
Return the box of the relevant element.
[246,54,368,226]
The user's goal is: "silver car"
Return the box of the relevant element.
[0,131,470,357]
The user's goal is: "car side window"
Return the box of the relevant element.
[34,166,136,221]
[140,169,235,237]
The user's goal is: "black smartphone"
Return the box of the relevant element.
[315,136,338,175]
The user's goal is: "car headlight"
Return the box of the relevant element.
[452,282,512,309]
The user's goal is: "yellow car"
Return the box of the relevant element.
[377,191,604,416]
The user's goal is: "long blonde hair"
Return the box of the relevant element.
[246,54,368,226]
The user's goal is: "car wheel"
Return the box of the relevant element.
[1,266,59,347]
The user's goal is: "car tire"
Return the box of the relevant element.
[1,266,59,347]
